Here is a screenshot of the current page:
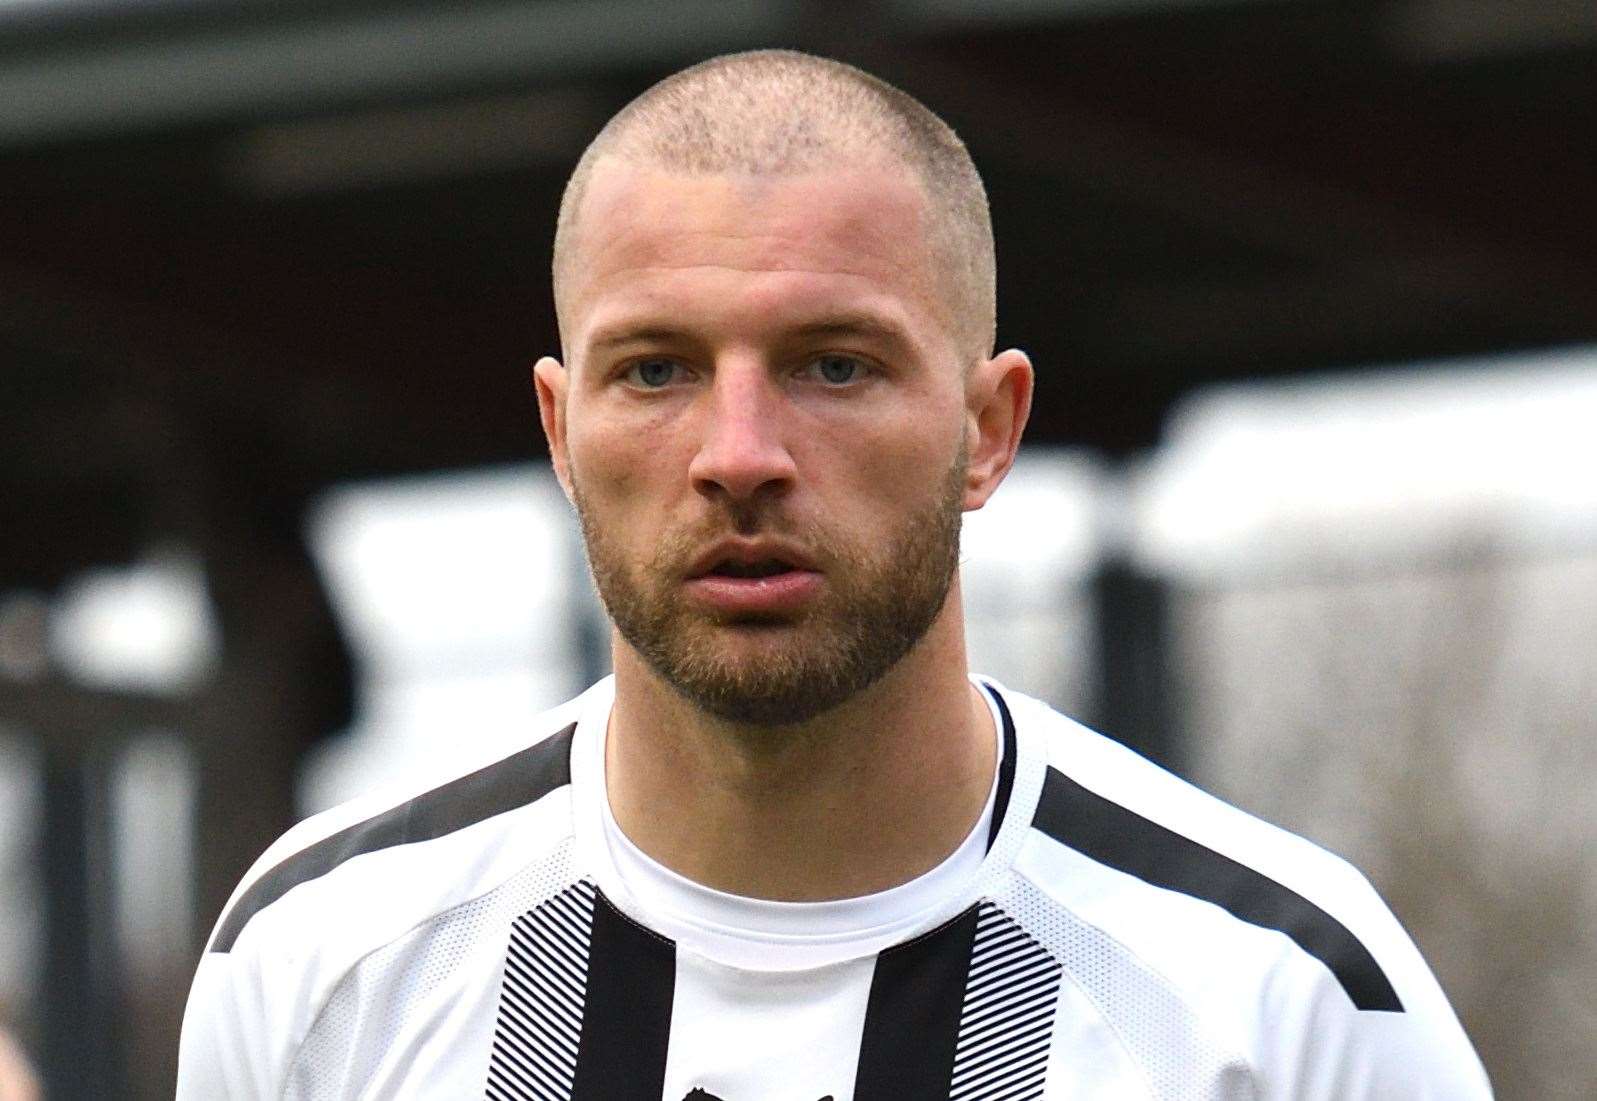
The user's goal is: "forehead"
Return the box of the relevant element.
[562,158,950,347]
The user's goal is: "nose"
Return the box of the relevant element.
[687,358,798,506]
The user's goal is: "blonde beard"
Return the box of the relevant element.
[572,449,967,727]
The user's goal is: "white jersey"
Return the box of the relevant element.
[177,677,1490,1100]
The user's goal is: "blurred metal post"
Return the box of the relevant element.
[40,741,124,1100]
[1088,553,1181,775]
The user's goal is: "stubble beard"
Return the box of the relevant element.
[571,453,967,727]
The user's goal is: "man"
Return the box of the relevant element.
[178,50,1491,1099]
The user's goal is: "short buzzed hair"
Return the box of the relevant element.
[553,49,996,363]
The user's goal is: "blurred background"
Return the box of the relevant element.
[2,0,1595,1096]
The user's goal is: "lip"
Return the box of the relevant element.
[685,539,818,580]
[683,539,822,616]
[684,569,823,616]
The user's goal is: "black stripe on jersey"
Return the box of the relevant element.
[570,891,676,1100]
[208,722,577,953]
[853,904,980,1100]
[984,684,1018,852]
[487,880,598,1101]
[950,902,1061,1100]
[1031,766,1404,1012]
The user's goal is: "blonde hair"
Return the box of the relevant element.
[552,49,996,362]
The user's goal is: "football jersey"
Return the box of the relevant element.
[177,676,1491,1099]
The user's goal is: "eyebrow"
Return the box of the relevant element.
[588,324,691,352]
[586,313,913,354]
[784,314,913,348]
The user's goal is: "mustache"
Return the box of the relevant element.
[717,495,785,538]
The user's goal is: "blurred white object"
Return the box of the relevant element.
[47,549,219,694]
[301,466,592,814]
[310,465,578,679]
[961,447,1103,712]
[1134,344,1597,578]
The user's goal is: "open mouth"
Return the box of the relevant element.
[707,559,795,579]
[686,549,820,613]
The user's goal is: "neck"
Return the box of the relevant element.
[604,592,996,901]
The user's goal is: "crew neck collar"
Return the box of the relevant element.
[567,675,1033,971]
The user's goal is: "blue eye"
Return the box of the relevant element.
[630,359,677,387]
[813,355,862,384]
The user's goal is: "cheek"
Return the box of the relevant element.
[570,425,636,489]
[565,408,696,538]
[804,400,963,515]
[568,402,654,489]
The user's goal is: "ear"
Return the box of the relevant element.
[963,347,1033,511]
[533,355,574,500]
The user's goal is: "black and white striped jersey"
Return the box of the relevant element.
[177,677,1490,1099]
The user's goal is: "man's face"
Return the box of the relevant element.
[542,160,980,726]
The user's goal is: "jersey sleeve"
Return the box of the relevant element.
[175,948,289,1099]
[174,802,375,1100]
[1252,871,1494,1100]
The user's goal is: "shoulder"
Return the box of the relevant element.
[1012,689,1400,1009]
[177,690,589,1097]
[989,684,1492,1098]
[208,692,583,956]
